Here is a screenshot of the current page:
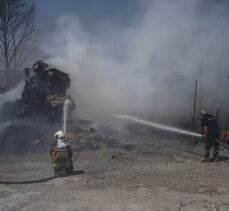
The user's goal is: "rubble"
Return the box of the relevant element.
[0,61,120,152]
[65,120,120,151]
[0,61,75,151]
[0,60,74,121]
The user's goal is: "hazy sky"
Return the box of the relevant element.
[36,0,142,27]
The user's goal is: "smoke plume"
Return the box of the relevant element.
[0,82,24,108]
[41,0,229,127]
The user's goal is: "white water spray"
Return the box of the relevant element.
[63,99,71,134]
[115,115,202,138]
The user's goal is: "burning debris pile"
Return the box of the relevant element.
[66,120,120,151]
[1,61,74,121]
[0,61,75,151]
[0,60,121,152]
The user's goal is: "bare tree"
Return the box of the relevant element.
[0,0,36,89]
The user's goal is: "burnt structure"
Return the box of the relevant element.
[0,61,75,151]
[0,61,74,121]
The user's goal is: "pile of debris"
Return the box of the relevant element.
[0,61,75,152]
[1,61,74,122]
[66,120,120,151]
[0,60,120,152]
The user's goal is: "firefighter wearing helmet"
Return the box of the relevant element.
[50,130,73,176]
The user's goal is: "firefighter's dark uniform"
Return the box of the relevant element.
[201,113,220,161]
[50,145,73,176]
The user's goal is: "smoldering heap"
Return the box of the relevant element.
[1,60,72,121]
[0,61,120,152]
[0,61,74,151]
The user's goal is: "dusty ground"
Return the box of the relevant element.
[0,142,229,211]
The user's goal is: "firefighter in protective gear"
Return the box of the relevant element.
[50,130,73,176]
[201,110,220,162]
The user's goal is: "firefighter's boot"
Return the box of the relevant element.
[212,150,219,162]
[201,151,211,162]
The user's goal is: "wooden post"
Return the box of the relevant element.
[200,63,204,112]
[192,80,198,129]
[216,109,219,121]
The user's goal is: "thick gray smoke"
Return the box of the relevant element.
[41,0,229,127]
[0,82,24,108]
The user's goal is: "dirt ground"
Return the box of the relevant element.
[0,142,229,211]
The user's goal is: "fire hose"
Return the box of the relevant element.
[0,175,58,185]
[0,149,81,185]
[0,154,80,185]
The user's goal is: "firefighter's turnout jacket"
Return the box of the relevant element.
[50,140,73,170]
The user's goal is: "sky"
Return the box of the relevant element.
[36,0,142,28]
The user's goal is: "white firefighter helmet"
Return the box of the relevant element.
[54,130,65,140]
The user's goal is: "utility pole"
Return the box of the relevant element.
[200,63,204,111]
[216,109,219,121]
[192,80,198,129]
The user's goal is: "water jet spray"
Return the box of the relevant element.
[115,114,202,138]
[63,99,71,134]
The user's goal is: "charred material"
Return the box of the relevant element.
[0,61,75,152]
[0,61,74,121]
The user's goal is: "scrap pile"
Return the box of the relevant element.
[66,120,120,151]
[1,60,73,121]
[0,61,74,152]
